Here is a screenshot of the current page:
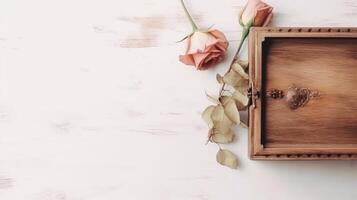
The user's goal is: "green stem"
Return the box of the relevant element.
[180,0,198,31]
[236,28,249,55]
[219,27,250,96]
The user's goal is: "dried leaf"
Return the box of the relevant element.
[222,98,240,124]
[233,91,249,106]
[211,120,234,144]
[205,92,220,104]
[236,101,248,110]
[214,120,233,134]
[219,96,230,105]
[233,79,249,93]
[236,59,248,70]
[213,110,234,130]
[222,70,249,91]
[223,70,241,86]
[221,95,246,114]
[202,106,215,129]
[210,105,235,144]
[216,74,223,84]
[232,62,249,79]
[216,149,238,169]
[210,129,234,143]
[211,105,225,123]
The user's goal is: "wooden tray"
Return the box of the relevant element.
[248,27,357,160]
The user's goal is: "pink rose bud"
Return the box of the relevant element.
[240,0,273,27]
[179,30,229,70]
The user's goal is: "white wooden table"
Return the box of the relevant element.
[0,0,357,199]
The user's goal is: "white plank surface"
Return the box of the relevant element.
[0,0,357,199]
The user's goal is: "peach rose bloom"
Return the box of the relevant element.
[241,0,273,27]
[179,30,229,70]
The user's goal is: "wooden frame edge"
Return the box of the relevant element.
[248,27,357,160]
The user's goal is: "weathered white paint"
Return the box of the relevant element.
[0,0,356,199]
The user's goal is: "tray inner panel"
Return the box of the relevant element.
[262,37,357,146]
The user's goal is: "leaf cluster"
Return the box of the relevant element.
[202,60,249,169]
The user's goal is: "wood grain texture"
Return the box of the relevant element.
[249,27,357,160]
[264,37,357,145]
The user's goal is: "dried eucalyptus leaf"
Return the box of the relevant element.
[236,101,248,110]
[205,92,220,104]
[219,96,230,105]
[211,105,234,137]
[207,129,214,144]
[221,95,246,113]
[216,74,224,84]
[216,149,238,169]
[237,59,248,69]
[222,70,242,87]
[211,129,234,144]
[214,121,233,135]
[232,62,249,79]
[202,105,215,128]
[211,105,225,123]
[233,91,249,106]
[223,98,240,124]
[213,114,233,133]
[215,111,234,129]
[233,79,249,93]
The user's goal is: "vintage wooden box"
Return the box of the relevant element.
[248,27,357,160]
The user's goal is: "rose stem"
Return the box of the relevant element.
[180,0,198,31]
[218,27,250,96]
